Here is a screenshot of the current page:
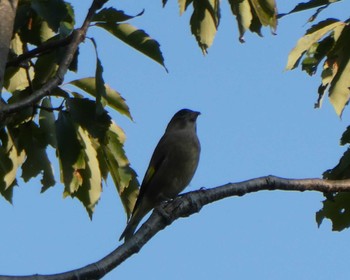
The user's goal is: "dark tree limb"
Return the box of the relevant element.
[0,176,349,280]
[5,35,74,69]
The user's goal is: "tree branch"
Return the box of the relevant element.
[5,35,74,69]
[0,176,349,280]
[0,0,18,92]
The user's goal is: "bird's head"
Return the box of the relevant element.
[166,109,200,132]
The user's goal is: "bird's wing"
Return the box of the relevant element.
[131,134,169,215]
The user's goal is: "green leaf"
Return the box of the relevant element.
[4,34,31,92]
[323,148,350,180]
[228,0,253,42]
[301,35,335,76]
[56,111,85,194]
[178,0,194,15]
[66,98,112,141]
[328,26,350,116]
[32,50,60,89]
[56,99,136,218]
[102,124,139,219]
[95,22,166,69]
[92,7,144,23]
[59,2,75,36]
[69,77,132,119]
[286,19,344,70]
[7,89,35,126]
[280,0,340,17]
[31,0,71,32]
[0,128,25,202]
[249,0,277,31]
[319,125,350,230]
[90,38,107,115]
[13,122,55,191]
[16,1,56,46]
[316,192,350,231]
[340,126,350,145]
[190,0,220,54]
[73,126,102,217]
[39,98,57,148]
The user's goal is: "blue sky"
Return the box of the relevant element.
[2,1,350,279]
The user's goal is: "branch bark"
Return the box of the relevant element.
[0,176,349,280]
[0,0,18,92]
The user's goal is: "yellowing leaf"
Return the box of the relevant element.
[69,77,132,119]
[190,0,220,54]
[328,26,350,116]
[0,128,25,199]
[229,0,252,42]
[286,19,345,70]
[102,125,139,219]
[74,126,102,216]
[95,22,166,69]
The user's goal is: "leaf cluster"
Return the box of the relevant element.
[1,1,169,218]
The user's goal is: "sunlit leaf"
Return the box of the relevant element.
[328,26,350,116]
[74,126,102,217]
[4,34,31,92]
[178,0,193,14]
[102,125,139,219]
[95,22,166,68]
[249,0,277,32]
[228,0,253,42]
[286,19,344,70]
[190,0,220,54]
[0,128,25,202]
[69,77,132,119]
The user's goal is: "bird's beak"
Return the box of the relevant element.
[192,111,200,121]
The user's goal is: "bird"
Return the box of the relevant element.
[119,109,201,241]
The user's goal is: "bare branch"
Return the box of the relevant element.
[0,176,349,280]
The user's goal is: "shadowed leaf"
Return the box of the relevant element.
[56,111,85,194]
[92,7,144,23]
[39,98,57,148]
[316,192,350,231]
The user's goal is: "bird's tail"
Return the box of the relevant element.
[119,203,151,241]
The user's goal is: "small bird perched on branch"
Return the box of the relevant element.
[119,109,201,241]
